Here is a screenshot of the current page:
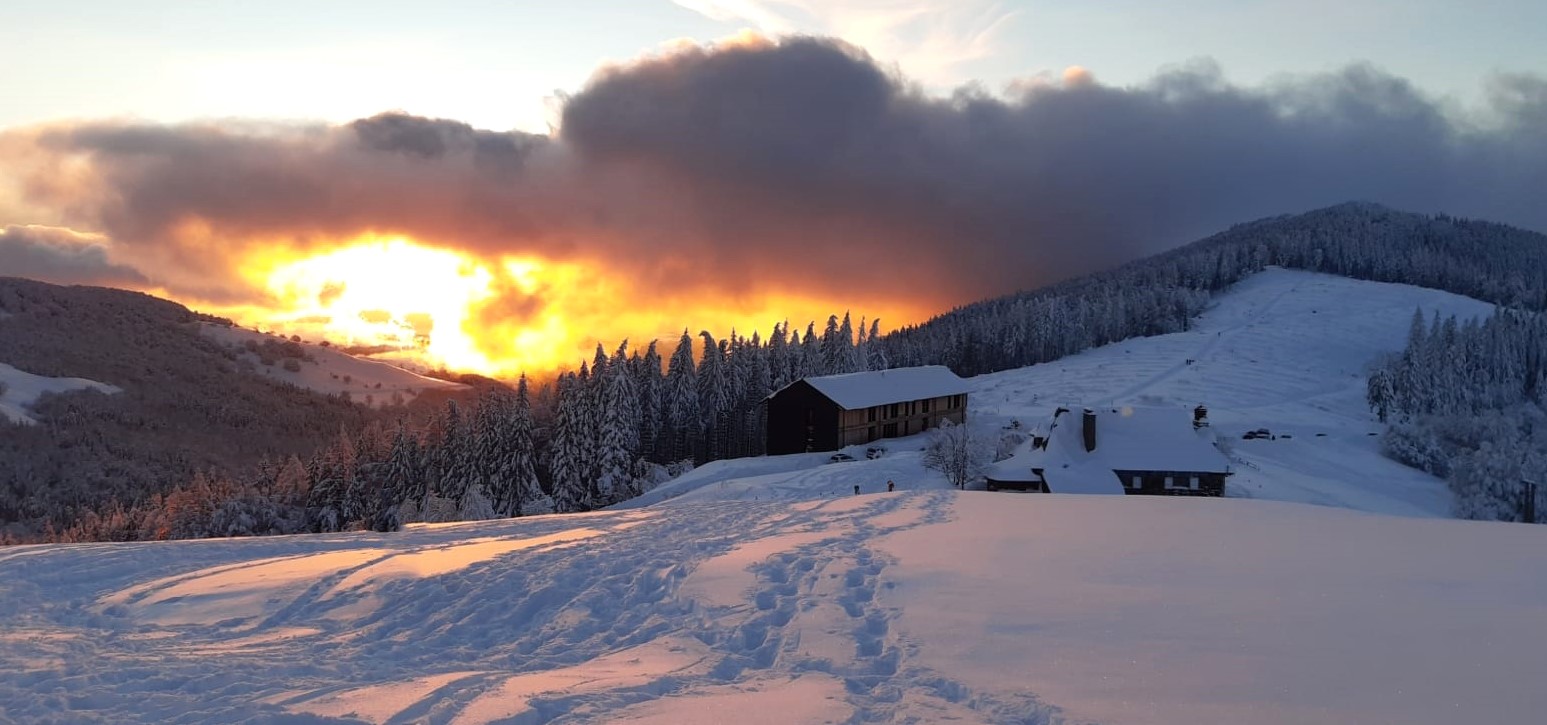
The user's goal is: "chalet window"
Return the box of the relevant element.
[867,407,877,423]
[1124,475,1140,489]
[903,420,910,435]
[922,398,931,413]
[1164,476,1198,490]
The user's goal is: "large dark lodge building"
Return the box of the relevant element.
[765,366,970,455]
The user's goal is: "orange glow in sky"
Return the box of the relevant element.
[206,235,932,379]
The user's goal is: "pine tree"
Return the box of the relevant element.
[768,322,791,390]
[373,424,419,531]
[698,331,732,461]
[800,322,821,378]
[436,400,472,506]
[549,372,589,513]
[665,330,700,462]
[866,318,888,370]
[597,342,640,502]
[509,374,548,515]
[636,341,664,462]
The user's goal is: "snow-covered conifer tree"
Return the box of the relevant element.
[665,330,700,463]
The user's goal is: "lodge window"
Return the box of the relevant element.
[1124,475,1140,489]
[922,398,931,413]
[867,407,877,423]
[1165,476,1198,490]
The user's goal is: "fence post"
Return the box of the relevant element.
[1524,480,1537,525]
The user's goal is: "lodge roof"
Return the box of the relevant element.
[988,406,1231,493]
[787,365,971,410]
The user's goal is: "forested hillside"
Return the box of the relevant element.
[7,202,1546,541]
[879,202,1547,376]
[0,279,392,538]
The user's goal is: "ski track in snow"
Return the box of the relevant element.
[0,493,1058,724]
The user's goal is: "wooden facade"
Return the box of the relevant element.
[766,383,967,455]
[990,468,1229,496]
[835,394,967,448]
[1112,470,1229,497]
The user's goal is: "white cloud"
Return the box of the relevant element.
[672,0,1020,85]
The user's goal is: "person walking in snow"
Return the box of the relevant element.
[853,484,860,496]
[887,480,895,492]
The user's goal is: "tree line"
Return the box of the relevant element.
[14,201,1547,541]
[1370,307,1547,522]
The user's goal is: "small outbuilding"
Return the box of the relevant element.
[765,366,970,455]
[986,406,1233,496]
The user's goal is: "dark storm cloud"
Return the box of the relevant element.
[562,42,1547,295]
[0,225,149,287]
[4,36,1546,306]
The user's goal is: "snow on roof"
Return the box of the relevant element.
[1041,462,1127,495]
[989,406,1230,494]
[1038,406,1231,474]
[795,365,970,410]
[987,441,1127,494]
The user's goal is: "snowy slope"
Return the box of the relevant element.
[201,324,467,407]
[0,361,121,425]
[966,267,1495,516]
[3,492,1544,724]
[632,268,1496,518]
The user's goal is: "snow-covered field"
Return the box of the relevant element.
[637,268,1496,517]
[0,361,120,425]
[201,324,467,407]
[3,492,1545,724]
[4,268,1537,724]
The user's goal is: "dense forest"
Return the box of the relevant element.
[1370,309,1547,522]
[7,201,1547,541]
[878,202,1547,376]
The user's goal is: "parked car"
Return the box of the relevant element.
[828,452,856,463]
[865,446,887,460]
[1242,428,1272,440]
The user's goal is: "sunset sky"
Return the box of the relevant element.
[2,1,1544,376]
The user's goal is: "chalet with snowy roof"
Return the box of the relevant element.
[765,366,970,455]
[986,406,1232,496]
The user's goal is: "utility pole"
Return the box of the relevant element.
[1524,480,1538,525]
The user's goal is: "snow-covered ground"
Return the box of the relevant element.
[5,268,1535,723]
[634,268,1496,518]
[3,492,1544,724]
[0,361,121,425]
[201,324,467,407]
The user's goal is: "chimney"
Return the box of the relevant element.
[1193,404,1210,429]
[1082,408,1097,452]
[1032,435,1047,450]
